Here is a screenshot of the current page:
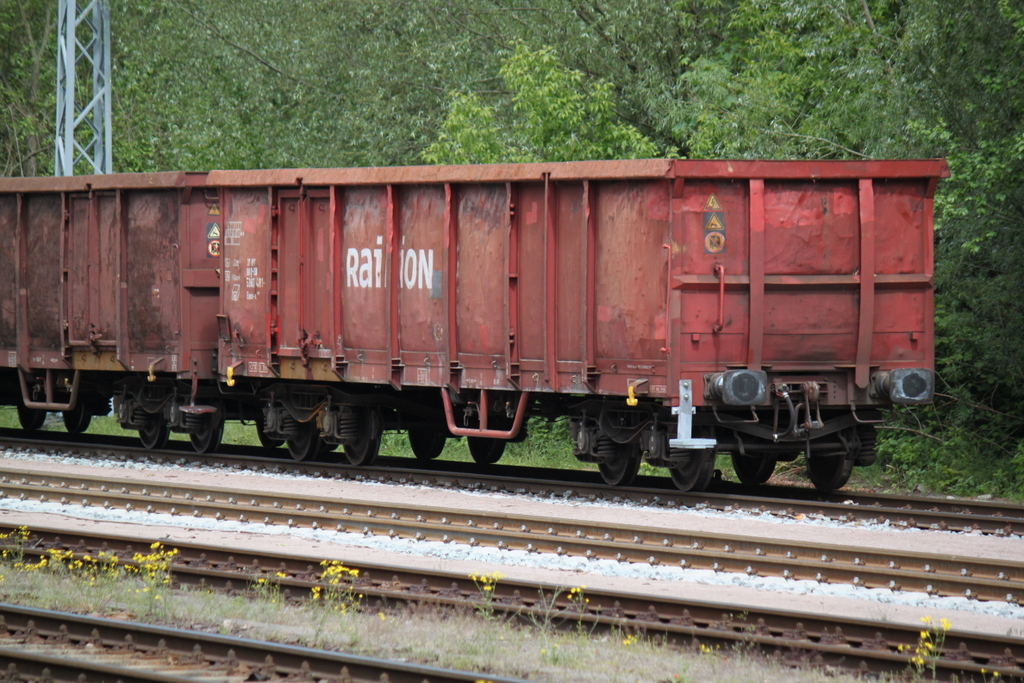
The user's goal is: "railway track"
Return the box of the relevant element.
[0,602,529,683]
[0,463,1020,605]
[3,429,1023,537]
[3,526,1023,681]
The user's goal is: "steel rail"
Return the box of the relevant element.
[0,602,530,683]
[6,526,1024,681]
[0,466,1020,605]
[3,430,1022,536]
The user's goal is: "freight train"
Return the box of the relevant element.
[0,159,948,492]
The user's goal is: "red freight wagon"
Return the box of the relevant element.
[0,159,948,492]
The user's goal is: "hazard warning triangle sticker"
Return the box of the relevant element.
[704,213,725,231]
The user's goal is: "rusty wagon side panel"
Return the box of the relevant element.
[0,173,219,384]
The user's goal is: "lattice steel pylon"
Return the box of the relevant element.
[55,0,112,176]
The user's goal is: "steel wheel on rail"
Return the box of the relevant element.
[342,408,382,466]
[62,402,92,434]
[408,429,446,461]
[287,422,323,462]
[189,414,224,454]
[730,454,777,485]
[17,406,47,432]
[597,439,641,486]
[138,419,170,450]
[668,449,715,492]
[255,415,283,449]
[807,452,854,493]
[467,436,506,465]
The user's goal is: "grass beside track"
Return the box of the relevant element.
[0,533,870,683]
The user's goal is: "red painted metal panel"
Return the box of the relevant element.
[210,160,674,189]
[515,184,547,369]
[763,181,859,275]
[276,193,303,354]
[304,190,334,363]
[0,171,191,194]
[124,192,180,361]
[272,189,336,370]
[339,186,390,383]
[66,193,119,349]
[544,176,557,386]
[747,179,765,369]
[397,185,447,386]
[673,159,949,180]
[23,195,64,359]
[219,188,272,377]
[593,180,671,397]
[762,290,858,361]
[181,188,222,378]
[554,182,585,365]
[0,197,17,357]
[855,179,877,388]
[455,184,508,385]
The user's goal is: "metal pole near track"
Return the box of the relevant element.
[55,0,112,176]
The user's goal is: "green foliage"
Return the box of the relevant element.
[425,44,663,164]
[422,93,509,165]
[678,0,903,159]
[0,0,56,176]
[881,0,1024,494]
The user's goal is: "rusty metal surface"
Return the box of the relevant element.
[454,184,508,373]
[218,188,272,379]
[23,194,64,357]
[124,192,180,359]
[0,171,193,193]
[207,159,675,188]
[179,188,222,379]
[0,197,16,353]
[336,186,389,383]
[397,185,447,386]
[66,193,119,349]
[1,159,947,407]
[673,158,950,180]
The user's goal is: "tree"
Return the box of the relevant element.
[882,0,1024,489]
[425,43,663,164]
[0,1,55,176]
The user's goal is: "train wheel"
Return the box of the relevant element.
[190,415,224,454]
[62,403,92,434]
[597,441,641,486]
[668,449,715,492]
[138,419,169,450]
[807,453,854,493]
[287,422,322,461]
[409,429,446,461]
[342,408,381,466]
[467,436,505,465]
[17,406,47,432]
[731,454,776,485]
[255,415,283,449]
